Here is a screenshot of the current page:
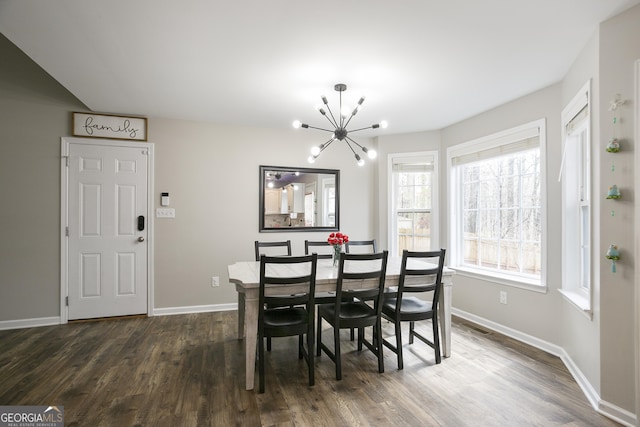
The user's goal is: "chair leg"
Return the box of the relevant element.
[334,324,342,380]
[409,321,415,344]
[258,335,266,393]
[298,335,303,359]
[395,320,404,370]
[376,320,384,373]
[350,327,355,341]
[267,337,272,351]
[307,328,315,386]
[357,327,364,351]
[316,313,322,357]
[432,316,441,364]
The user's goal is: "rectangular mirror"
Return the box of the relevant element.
[259,165,340,232]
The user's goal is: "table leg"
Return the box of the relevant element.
[439,281,452,358]
[244,291,258,390]
[237,290,245,340]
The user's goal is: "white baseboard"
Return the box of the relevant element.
[0,316,60,331]
[153,303,238,317]
[452,307,637,427]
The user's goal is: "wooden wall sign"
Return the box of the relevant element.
[72,112,148,141]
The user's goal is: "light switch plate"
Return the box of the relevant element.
[156,208,176,218]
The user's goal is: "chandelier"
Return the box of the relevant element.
[293,83,387,166]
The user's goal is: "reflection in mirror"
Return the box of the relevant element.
[259,165,340,232]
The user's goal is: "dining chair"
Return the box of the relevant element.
[316,251,388,380]
[255,240,293,351]
[304,239,357,341]
[344,239,377,254]
[381,249,446,369]
[304,240,333,259]
[258,253,317,393]
[254,240,292,261]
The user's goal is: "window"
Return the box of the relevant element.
[389,152,438,257]
[448,120,546,289]
[559,81,591,314]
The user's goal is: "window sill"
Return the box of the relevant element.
[451,266,547,293]
[558,289,592,319]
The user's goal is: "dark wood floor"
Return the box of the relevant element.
[0,312,619,426]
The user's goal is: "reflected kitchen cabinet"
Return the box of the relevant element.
[264,189,282,214]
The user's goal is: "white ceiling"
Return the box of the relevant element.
[1,0,638,135]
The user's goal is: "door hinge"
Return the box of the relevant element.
[65,296,69,306]
[65,226,69,237]
[62,155,69,167]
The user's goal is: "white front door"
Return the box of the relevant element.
[64,138,151,320]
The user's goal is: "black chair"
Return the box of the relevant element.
[345,239,377,254]
[255,240,292,351]
[258,254,318,393]
[381,249,446,369]
[317,251,388,380]
[304,240,333,259]
[254,240,292,261]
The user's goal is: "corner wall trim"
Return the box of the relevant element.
[452,307,636,427]
[0,317,61,331]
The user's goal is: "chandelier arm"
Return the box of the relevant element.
[347,125,376,133]
[343,138,359,157]
[305,124,337,133]
[345,136,366,150]
[322,103,340,129]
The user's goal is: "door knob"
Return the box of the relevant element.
[138,236,145,242]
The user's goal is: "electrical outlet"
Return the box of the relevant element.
[499,291,507,305]
[211,276,220,287]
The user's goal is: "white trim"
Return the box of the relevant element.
[447,119,547,287]
[634,59,640,426]
[60,137,155,323]
[0,317,61,331]
[452,308,636,427]
[387,150,440,256]
[153,303,238,316]
[560,80,592,314]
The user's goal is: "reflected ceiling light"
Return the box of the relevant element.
[293,83,387,166]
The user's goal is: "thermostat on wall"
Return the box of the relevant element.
[161,192,170,206]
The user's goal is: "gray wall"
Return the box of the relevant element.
[1,3,639,419]
[0,33,86,320]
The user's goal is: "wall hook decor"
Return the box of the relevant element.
[606,184,620,199]
[608,94,627,111]
[605,244,620,273]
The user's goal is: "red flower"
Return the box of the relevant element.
[327,232,349,246]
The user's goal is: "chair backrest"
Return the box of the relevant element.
[304,240,332,259]
[254,240,292,261]
[258,254,318,310]
[345,239,378,254]
[335,251,388,310]
[397,249,446,308]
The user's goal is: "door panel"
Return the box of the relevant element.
[68,141,148,320]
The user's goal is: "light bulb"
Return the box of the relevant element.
[311,146,321,156]
[341,105,351,118]
[267,182,274,188]
[355,154,364,166]
[367,149,377,159]
[293,120,301,129]
[380,120,388,129]
[308,155,316,164]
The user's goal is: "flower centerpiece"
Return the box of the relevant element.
[328,232,349,266]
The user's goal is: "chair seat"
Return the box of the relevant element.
[264,307,308,329]
[382,296,434,320]
[319,301,376,323]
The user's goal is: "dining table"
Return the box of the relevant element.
[228,257,455,390]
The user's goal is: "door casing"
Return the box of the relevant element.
[60,137,154,323]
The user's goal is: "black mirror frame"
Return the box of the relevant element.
[259,165,340,232]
